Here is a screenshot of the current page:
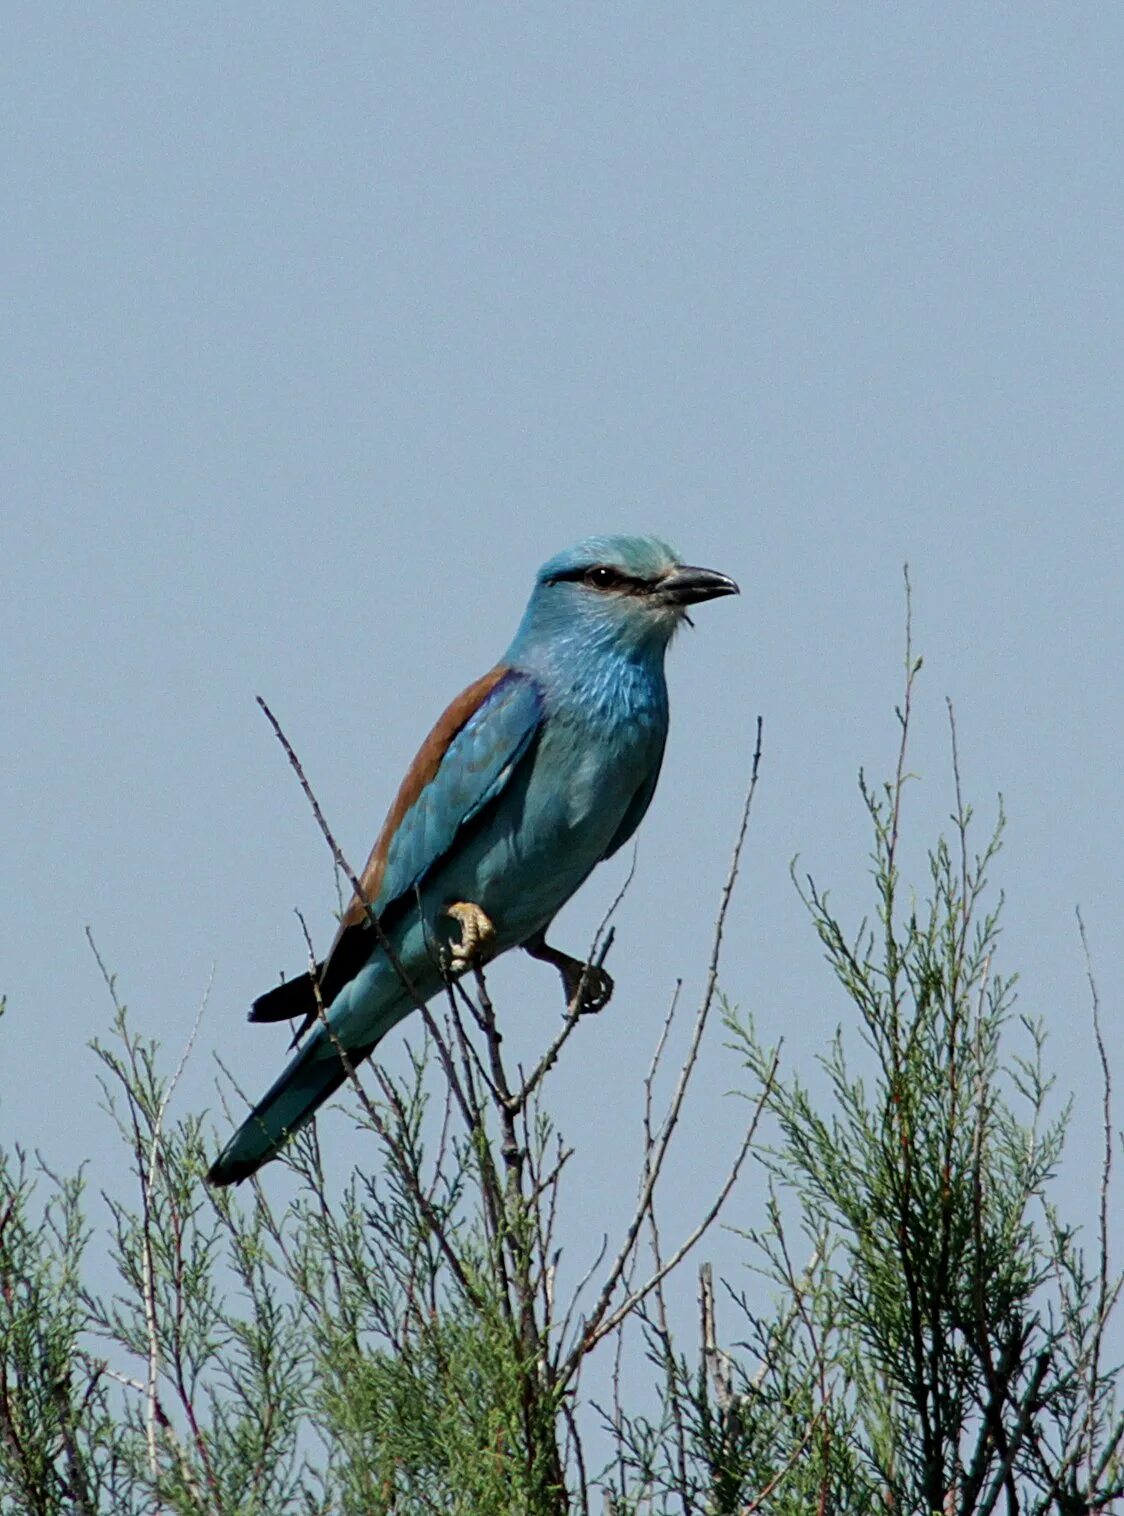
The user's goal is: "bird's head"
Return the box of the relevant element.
[508,535,739,666]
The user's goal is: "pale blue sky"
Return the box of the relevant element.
[2,4,1121,1362]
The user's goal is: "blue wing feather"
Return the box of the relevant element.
[375,670,545,913]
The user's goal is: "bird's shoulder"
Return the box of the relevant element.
[340,664,545,931]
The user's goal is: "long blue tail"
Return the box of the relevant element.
[207,1024,375,1186]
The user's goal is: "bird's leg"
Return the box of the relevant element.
[524,931,614,1015]
[445,901,497,976]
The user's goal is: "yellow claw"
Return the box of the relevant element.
[445,901,497,974]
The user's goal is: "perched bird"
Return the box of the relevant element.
[207,535,737,1185]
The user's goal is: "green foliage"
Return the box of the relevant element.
[1,635,1121,1514]
[0,1138,106,1516]
[716,661,1122,1513]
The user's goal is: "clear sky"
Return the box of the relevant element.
[2,4,1121,1373]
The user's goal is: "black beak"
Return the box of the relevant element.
[656,564,740,607]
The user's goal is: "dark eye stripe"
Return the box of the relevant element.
[544,564,650,591]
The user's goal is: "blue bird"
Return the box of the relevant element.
[207,536,737,1185]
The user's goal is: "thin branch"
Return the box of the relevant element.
[87,933,216,1496]
[976,1353,1051,1516]
[518,864,635,1111]
[293,910,484,1311]
[887,564,918,875]
[48,1374,95,1516]
[741,1403,828,1515]
[562,724,763,1379]
[257,696,431,1022]
[1077,906,1113,1485]
[572,1052,777,1365]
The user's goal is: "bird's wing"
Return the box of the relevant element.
[599,727,667,861]
[359,665,544,919]
[251,665,545,1022]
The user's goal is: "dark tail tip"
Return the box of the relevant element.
[248,970,318,1024]
[206,1152,256,1187]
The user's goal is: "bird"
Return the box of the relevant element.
[207,535,738,1185]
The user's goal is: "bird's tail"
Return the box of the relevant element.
[207,1024,375,1187]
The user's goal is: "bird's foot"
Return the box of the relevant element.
[525,936,614,1016]
[559,954,614,1016]
[445,901,496,976]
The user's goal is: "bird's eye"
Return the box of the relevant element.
[585,565,623,590]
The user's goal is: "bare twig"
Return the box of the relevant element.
[700,1261,734,1413]
[888,565,918,877]
[561,724,764,1380]
[647,985,691,1516]
[291,910,484,1311]
[518,862,635,1111]
[1076,907,1114,1485]
[87,931,216,1498]
[976,1352,1051,1516]
[571,1051,776,1367]
[257,697,430,1021]
[150,980,219,1503]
